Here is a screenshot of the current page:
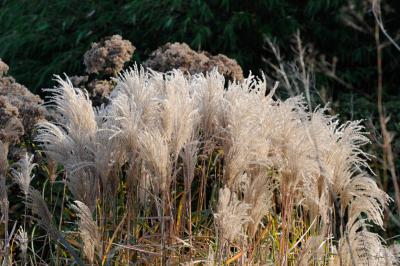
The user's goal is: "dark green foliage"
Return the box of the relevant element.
[0,0,135,91]
[1,0,397,97]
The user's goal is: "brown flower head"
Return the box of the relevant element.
[0,60,46,143]
[144,42,244,81]
[84,35,135,75]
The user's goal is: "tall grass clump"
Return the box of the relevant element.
[0,51,398,263]
[21,65,396,265]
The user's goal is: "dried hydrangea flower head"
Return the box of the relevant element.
[0,60,46,143]
[0,96,24,143]
[84,35,135,75]
[206,53,244,81]
[144,42,244,81]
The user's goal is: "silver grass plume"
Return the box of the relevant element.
[11,153,35,195]
[214,187,251,244]
[222,74,275,185]
[338,219,397,266]
[191,69,226,140]
[110,66,160,135]
[160,70,198,158]
[138,129,171,195]
[35,76,97,172]
[181,138,199,193]
[243,173,274,238]
[35,77,99,209]
[137,164,152,206]
[104,67,161,200]
[26,188,58,239]
[71,200,100,264]
[15,226,28,264]
[345,174,389,228]
[67,169,98,211]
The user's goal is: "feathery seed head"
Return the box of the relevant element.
[11,153,36,195]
